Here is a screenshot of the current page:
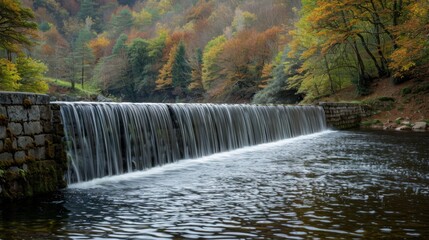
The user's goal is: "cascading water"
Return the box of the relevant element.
[59,103,326,183]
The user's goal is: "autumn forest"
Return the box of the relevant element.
[0,0,428,103]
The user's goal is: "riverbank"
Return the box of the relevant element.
[319,66,429,132]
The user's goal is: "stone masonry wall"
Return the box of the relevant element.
[319,102,372,129]
[0,92,66,201]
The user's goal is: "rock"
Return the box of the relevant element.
[14,151,26,162]
[412,122,427,131]
[17,136,34,149]
[383,123,398,130]
[402,121,411,125]
[7,106,27,121]
[395,125,412,131]
[0,126,6,139]
[0,152,13,161]
[34,134,45,146]
[24,122,43,135]
[28,106,41,121]
[7,122,23,136]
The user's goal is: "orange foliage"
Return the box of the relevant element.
[89,36,111,61]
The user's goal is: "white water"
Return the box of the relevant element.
[59,103,326,183]
[68,130,333,189]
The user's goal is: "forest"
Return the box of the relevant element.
[0,0,428,104]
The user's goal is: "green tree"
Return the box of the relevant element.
[171,41,191,97]
[109,8,133,38]
[78,0,95,21]
[112,33,128,55]
[73,19,94,89]
[253,48,302,104]
[126,38,151,100]
[16,56,49,93]
[0,0,38,60]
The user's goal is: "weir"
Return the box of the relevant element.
[59,103,327,184]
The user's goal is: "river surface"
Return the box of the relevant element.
[1,130,429,239]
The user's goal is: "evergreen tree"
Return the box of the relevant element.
[112,34,128,55]
[171,41,191,96]
[78,0,95,21]
[253,48,302,104]
[0,0,37,60]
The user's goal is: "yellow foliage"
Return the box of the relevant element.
[0,59,21,91]
[156,44,177,90]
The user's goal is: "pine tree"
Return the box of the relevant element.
[172,41,191,95]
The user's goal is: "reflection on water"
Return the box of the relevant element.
[1,130,429,239]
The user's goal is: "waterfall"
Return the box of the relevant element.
[59,103,326,183]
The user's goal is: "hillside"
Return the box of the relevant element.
[0,1,428,108]
[320,64,429,126]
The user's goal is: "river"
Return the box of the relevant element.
[1,130,428,239]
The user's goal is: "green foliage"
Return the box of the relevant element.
[112,34,128,55]
[109,8,133,38]
[401,87,412,96]
[16,57,49,93]
[39,22,51,32]
[0,0,38,55]
[361,119,382,127]
[78,0,96,21]
[253,48,302,104]
[172,41,191,92]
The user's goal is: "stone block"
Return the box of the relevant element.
[27,149,35,160]
[39,106,51,120]
[24,122,43,135]
[29,106,41,121]
[3,138,17,151]
[0,152,13,161]
[17,136,34,149]
[35,147,46,160]
[9,93,26,104]
[0,126,6,139]
[0,140,3,152]
[7,106,27,121]
[14,151,26,162]
[35,94,50,105]
[34,134,45,146]
[0,105,6,116]
[42,121,53,133]
[0,93,12,104]
[7,122,23,136]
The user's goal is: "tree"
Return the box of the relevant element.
[37,25,69,79]
[390,1,429,79]
[0,59,20,91]
[109,7,133,38]
[189,48,204,95]
[253,48,302,104]
[73,18,94,89]
[0,0,38,60]
[171,41,191,97]
[89,35,111,62]
[156,44,176,92]
[202,35,226,90]
[78,0,95,21]
[112,33,128,55]
[16,56,49,93]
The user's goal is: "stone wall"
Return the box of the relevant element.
[319,102,372,129]
[0,92,66,201]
